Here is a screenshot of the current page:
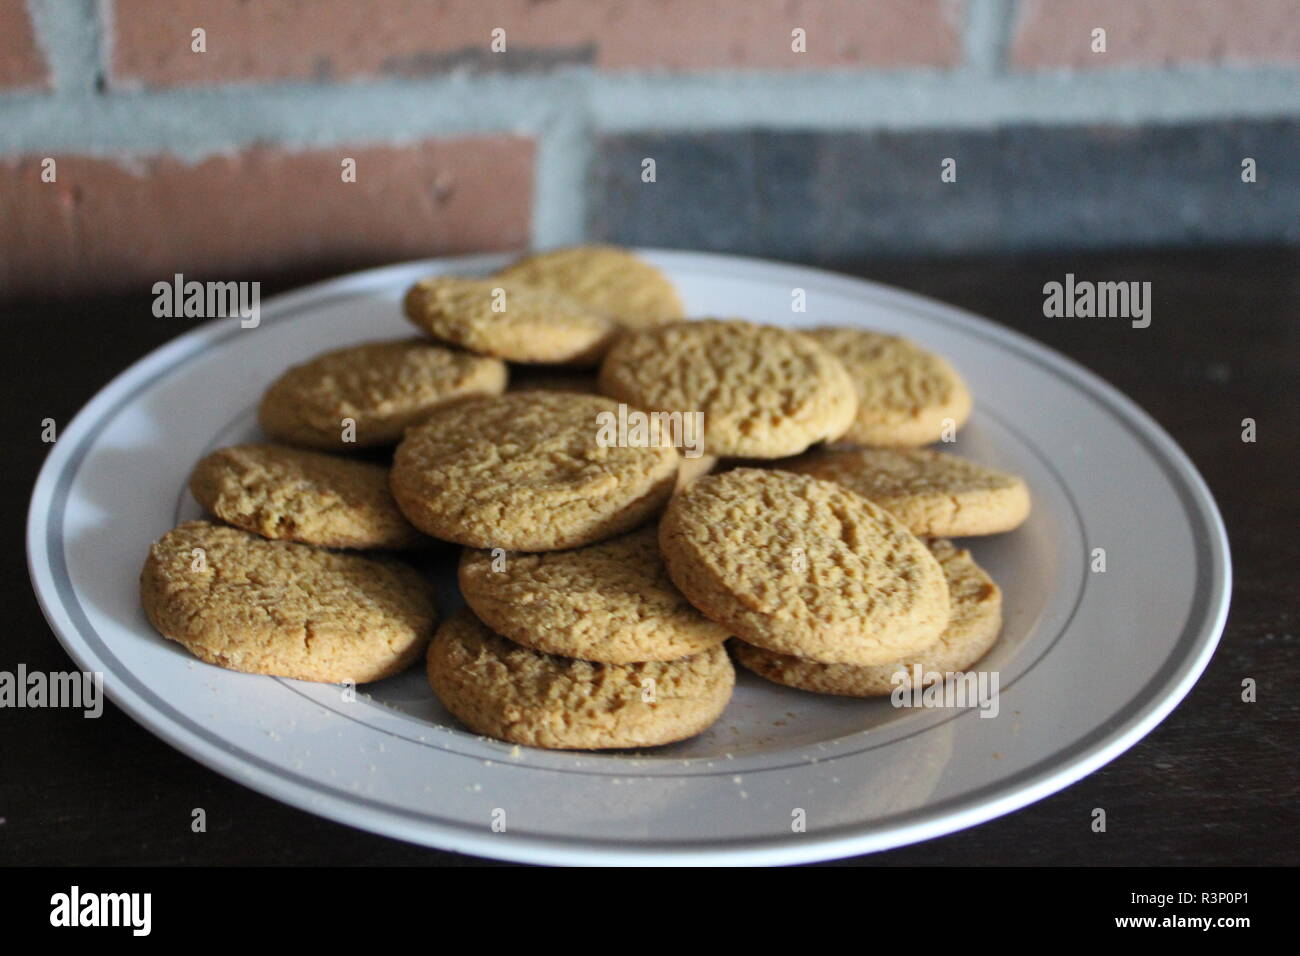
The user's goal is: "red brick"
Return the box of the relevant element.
[0,0,48,89]
[0,136,533,299]
[109,0,961,87]
[599,0,961,70]
[1012,0,1300,70]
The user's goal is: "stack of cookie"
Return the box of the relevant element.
[140,244,1029,752]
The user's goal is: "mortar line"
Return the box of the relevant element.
[1,66,1299,159]
[531,107,595,249]
[24,0,103,96]
[94,0,112,91]
[583,68,1300,131]
[963,0,1016,76]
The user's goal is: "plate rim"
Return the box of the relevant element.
[26,249,1232,865]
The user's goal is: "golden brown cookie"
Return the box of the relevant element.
[427,609,734,750]
[806,328,971,446]
[189,442,425,550]
[403,276,615,365]
[258,338,506,451]
[390,391,678,551]
[140,521,435,683]
[598,319,857,458]
[660,468,950,665]
[494,245,684,330]
[733,539,1002,697]
[675,453,718,491]
[779,446,1030,537]
[459,526,729,663]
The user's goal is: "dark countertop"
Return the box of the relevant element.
[4,246,1296,866]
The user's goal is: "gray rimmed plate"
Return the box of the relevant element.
[27,250,1231,865]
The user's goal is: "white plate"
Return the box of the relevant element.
[27,251,1231,866]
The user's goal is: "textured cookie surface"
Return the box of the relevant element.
[459,526,729,663]
[391,391,678,551]
[190,443,425,549]
[733,539,1002,697]
[494,245,684,330]
[140,521,436,683]
[780,446,1030,537]
[258,338,506,450]
[660,468,950,665]
[404,276,616,365]
[807,327,971,447]
[598,319,857,458]
[427,609,734,750]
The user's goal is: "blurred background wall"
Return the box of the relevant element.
[1,0,1297,300]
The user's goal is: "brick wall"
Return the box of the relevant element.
[2,0,1298,299]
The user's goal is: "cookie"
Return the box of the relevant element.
[459,526,729,663]
[806,327,971,446]
[403,276,616,365]
[733,539,1002,697]
[427,609,734,749]
[140,521,436,683]
[660,468,950,665]
[779,446,1030,537]
[189,442,425,550]
[494,245,684,330]
[258,338,506,451]
[390,391,678,551]
[675,453,718,490]
[598,319,857,458]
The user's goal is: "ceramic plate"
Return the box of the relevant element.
[27,251,1231,865]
